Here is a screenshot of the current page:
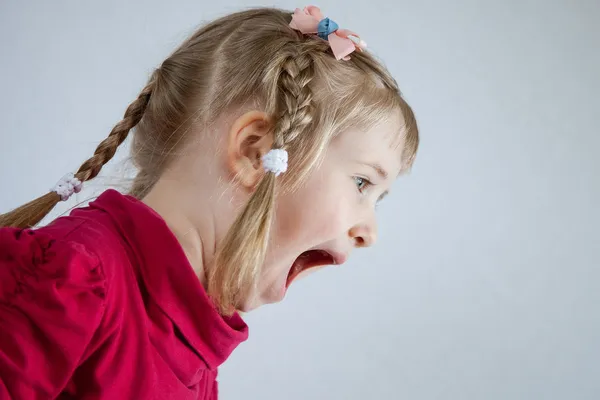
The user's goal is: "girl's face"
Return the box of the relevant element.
[242,114,404,310]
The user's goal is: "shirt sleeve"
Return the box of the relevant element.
[0,227,107,399]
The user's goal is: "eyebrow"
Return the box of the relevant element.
[363,162,389,180]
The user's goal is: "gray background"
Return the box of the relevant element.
[1,1,599,399]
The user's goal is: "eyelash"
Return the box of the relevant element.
[354,176,387,207]
[354,176,373,194]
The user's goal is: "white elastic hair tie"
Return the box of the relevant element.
[51,173,83,201]
[262,149,288,177]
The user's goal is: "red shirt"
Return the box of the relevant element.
[0,189,248,399]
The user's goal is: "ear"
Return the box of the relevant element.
[227,110,274,188]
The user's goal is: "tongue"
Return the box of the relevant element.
[286,250,333,288]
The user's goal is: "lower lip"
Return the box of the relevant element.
[285,264,328,290]
[285,263,300,289]
[281,254,346,296]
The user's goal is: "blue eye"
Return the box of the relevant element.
[354,176,372,193]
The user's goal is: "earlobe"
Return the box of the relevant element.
[227,110,274,189]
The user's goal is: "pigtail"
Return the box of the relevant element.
[209,173,278,312]
[0,77,155,229]
[209,52,316,313]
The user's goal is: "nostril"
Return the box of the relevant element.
[350,224,376,248]
[354,236,366,248]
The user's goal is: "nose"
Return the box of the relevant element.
[348,212,378,248]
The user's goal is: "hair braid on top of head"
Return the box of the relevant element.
[208,48,317,313]
[0,76,156,229]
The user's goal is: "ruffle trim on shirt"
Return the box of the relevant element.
[0,228,106,307]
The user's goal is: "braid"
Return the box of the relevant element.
[0,77,155,229]
[209,51,317,313]
[274,55,315,144]
[75,79,154,182]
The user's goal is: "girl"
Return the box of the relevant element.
[0,6,418,399]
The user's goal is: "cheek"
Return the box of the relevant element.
[275,177,348,245]
[254,170,352,303]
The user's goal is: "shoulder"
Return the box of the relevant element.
[0,221,115,398]
[0,196,140,329]
[37,207,133,290]
[0,222,106,306]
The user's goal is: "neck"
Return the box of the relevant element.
[141,178,216,288]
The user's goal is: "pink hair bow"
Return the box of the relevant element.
[289,5,367,61]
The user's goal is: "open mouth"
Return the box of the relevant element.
[286,250,336,288]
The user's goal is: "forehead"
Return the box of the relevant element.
[331,112,405,175]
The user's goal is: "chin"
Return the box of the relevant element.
[235,285,286,312]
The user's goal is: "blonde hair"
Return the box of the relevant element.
[0,8,419,313]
